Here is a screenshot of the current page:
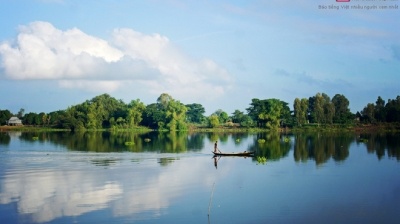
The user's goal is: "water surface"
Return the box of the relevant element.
[0,131,399,223]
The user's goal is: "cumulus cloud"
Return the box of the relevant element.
[0,21,233,100]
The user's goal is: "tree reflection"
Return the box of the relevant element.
[17,131,207,154]
[0,132,11,145]
[206,132,229,143]
[91,158,119,166]
[248,132,292,161]
[358,132,400,161]
[13,131,400,164]
[158,157,179,166]
[293,133,353,165]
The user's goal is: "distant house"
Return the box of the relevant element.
[8,117,23,126]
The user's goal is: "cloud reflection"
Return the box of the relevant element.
[0,168,122,223]
[0,155,219,223]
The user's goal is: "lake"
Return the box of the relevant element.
[0,131,399,223]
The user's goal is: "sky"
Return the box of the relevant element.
[0,0,399,115]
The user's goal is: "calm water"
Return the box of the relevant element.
[0,131,399,224]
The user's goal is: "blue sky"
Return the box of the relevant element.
[0,0,399,115]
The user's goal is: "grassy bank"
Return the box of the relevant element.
[2,123,399,133]
[0,126,69,132]
[290,123,400,133]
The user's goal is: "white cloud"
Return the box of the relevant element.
[0,21,124,79]
[59,80,122,92]
[0,21,233,101]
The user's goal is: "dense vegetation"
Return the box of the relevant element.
[1,93,400,131]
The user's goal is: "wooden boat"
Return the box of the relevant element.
[212,151,254,156]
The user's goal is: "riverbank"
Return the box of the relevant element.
[2,123,399,133]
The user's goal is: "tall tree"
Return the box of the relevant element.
[142,103,165,129]
[208,114,219,128]
[374,96,386,122]
[214,109,229,124]
[186,103,206,124]
[294,98,308,126]
[309,93,334,125]
[385,96,400,122]
[247,98,287,129]
[231,110,244,123]
[127,99,146,127]
[314,93,324,124]
[165,99,188,131]
[300,98,309,124]
[0,110,12,125]
[17,108,25,118]
[332,94,351,124]
[321,93,334,124]
[361,103,375,123]
[247,98,264,126]
[87,102,101,129]
[157,93,173,110]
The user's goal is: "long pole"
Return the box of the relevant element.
[208,182,216,217]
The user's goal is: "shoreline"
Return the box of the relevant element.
[1,123,399,133]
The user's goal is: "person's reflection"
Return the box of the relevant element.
[213,156,219,169]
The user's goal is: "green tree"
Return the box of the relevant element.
[60,106,85,131]
[301,98,309,124]
[374,96,386,122]
[142,103,165,129]
[208,114,220,128]
[312,94,322,124]
[48,110,66,127]
[247,98,288,129]
[214,109,229,124]
[0,109,12,125]
[127,99,146,127]
[87,102,101,129]
[186,103,206,124]
[23,112,36,125]
[385,96,400,122]
[141,93,188,131]
[157,93,173,110]
[240,115,254,127]
[165,99,188,131]
[294,98,308,126]
[247,98,264,127]
[309,93,333,125]
[321,93,335,124]
[332,94,351,124]
[361,103,375,123]
[17,108,25,118]
[258,99,283,129]
[38,112,46,126]
[231,110,244,123]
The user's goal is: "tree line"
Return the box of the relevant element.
[1,93,400,131]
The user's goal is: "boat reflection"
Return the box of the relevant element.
[212,153,254,170]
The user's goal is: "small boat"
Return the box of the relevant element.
[212,151,254,156]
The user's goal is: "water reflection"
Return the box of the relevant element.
[1,131,399,163]
[1,131,400,223]
[12,131,206,153]
[0,132,10,146]
[358,132,400,160]
[0,154,217,223]
[247,132,292,161]
[293,133,353,165]
[0,166,123,223]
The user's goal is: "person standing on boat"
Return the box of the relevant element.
[214,141,221,153]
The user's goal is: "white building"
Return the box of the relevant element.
[7,117,23,126]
